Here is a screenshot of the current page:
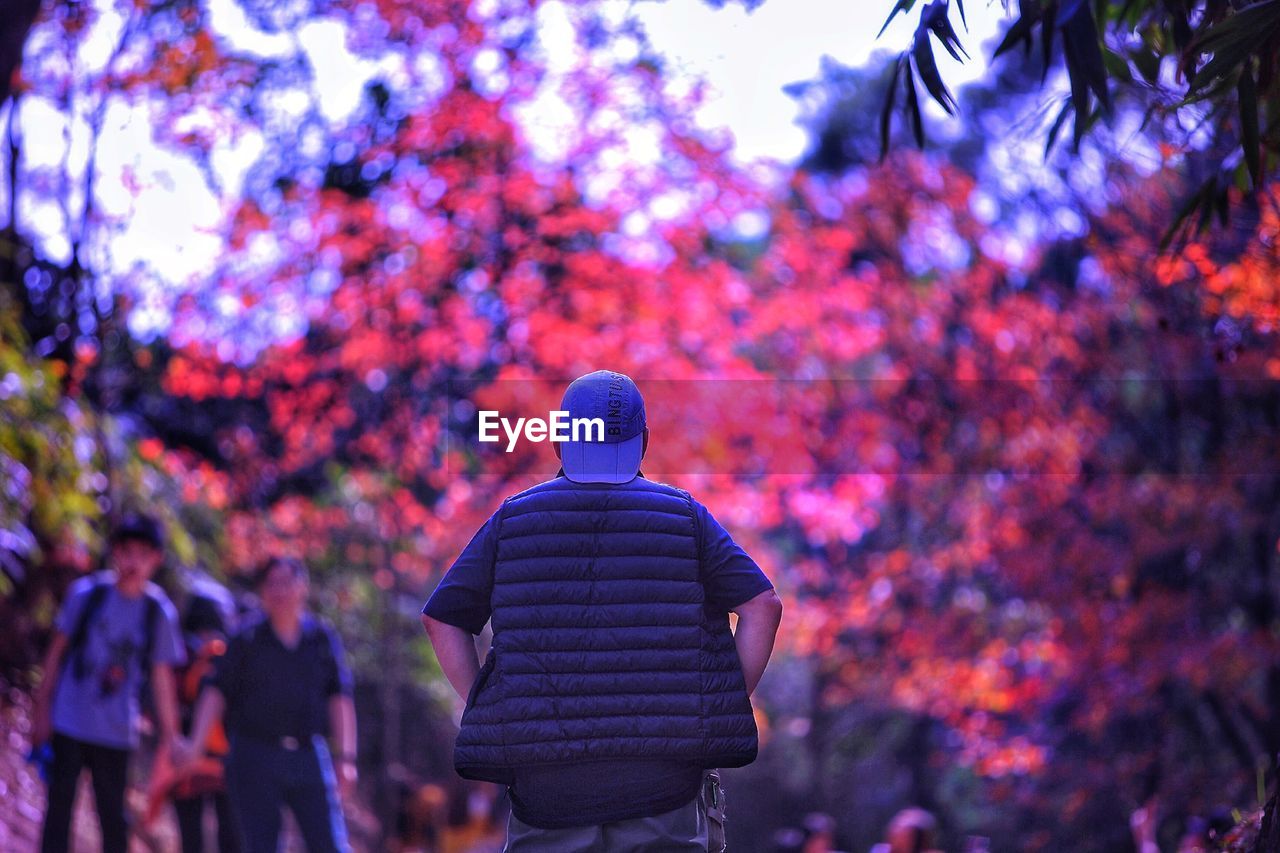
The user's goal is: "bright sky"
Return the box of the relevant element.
[5,0,1015,339]
[630,0,1008,166]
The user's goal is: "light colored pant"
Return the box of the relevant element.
[503,768,727,852]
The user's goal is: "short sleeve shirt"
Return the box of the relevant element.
[51,573,186,750]
[205,613,353,741]
[422,493,774,633]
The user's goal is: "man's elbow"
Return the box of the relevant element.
[764,590,784,621]
[735,589,783,621]
[421,613,463,638]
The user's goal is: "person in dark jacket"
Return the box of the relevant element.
[421,370,784,852]
[178,556,358,853]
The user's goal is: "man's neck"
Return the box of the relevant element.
[113,577,145,599]
[269,612,303,647]
[553,468,647,480]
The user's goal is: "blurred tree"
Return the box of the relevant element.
[3,0,1280,848]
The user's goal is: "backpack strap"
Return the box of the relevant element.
[67,579,112,681]
[140,593,161,670]
[67,579,164,680]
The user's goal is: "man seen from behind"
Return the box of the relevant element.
[422,370,784,852]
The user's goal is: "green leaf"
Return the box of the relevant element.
[1158,179,1210,252]
[1102,47,1133,83]
[1188,0,1280,53]
[993,5,1041,58]
[1044,97,1072,162]
[1195,176,1217,235]
[1188,25,1274,94]
[878,0,918,40]
[922,0,972,63]
[1169,6,1193,52]
[1234,160,1251,194]
[956,0,968,32]
[1180,69,1241,106]
[904,58,925,148]
[912,27,957,115]
[1060,0,1112,113]
[1134,102,1159,136]
[880,53,906,163]
[1053,0,1083,28]
[1061,31,1091,150]
[1132,45,1161,84]
[1041,0,1058,84]
[1238,60,1261,189]
[1118,0,1143,32]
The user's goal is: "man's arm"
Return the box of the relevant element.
[150,663,181,745]
[328,693,358,799]
[32,632,69,747]
[421,614,482,702]
[178,685,225,767]
[731,588,783,697]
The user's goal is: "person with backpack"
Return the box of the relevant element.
[31,512,187,853]
[421,370,784,852]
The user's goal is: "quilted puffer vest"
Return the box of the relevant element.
[453,475,759,784]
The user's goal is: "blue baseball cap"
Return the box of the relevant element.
[110,512,164,549]
[558,370,647,483]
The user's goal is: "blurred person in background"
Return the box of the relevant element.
[32,513,186,853]
[1130,797,1160,853]
[162,575,240,852]
[798,811,843,853]
[388,767,506,853]
[391,779,448,853]
[772,827,806,853]
[1175,809,1236,852]
[179,556,357,853]
[443,780,506,853]
[870,807,943,853]
[1176,815,1210,853]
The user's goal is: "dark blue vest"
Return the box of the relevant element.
[453,475,759,784]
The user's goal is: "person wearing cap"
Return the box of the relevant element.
[179,556,357,853]
[32,512,187,853]
[421,369,784,851]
